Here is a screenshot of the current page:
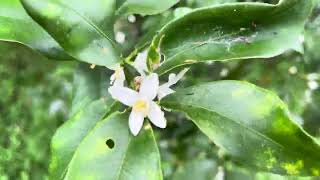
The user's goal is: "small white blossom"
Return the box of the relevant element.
[308,80,319,90]
[307,73,319,81]
[220,68,229,77]
[115,31,126,44]
[133,50,149,76]
[288,66,298,75]
[110,64,125,87]
[108,73,166,136]
[158,68,189,100]
[128,15,136,23]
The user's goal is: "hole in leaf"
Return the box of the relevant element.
[106,139,115,149]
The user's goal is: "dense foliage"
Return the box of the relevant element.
[1,0,320,179]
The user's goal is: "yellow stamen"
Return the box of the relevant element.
[90,64,96,69]
[133,100,149,115]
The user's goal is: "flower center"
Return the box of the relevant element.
[133,100,149,116]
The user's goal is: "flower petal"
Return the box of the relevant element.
[158,85,175,100]
[148,101,166,128]
[108,86,139,106]
[139,73,159,100]
[168,68,189,86]
[110,64,126,87]
[134,50,148,76]
[129,110,144,136]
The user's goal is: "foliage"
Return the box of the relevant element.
[0,0,320,179]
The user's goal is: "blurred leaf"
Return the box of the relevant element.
[20,0,120,68]
[0,0,71,60]
[70,63,111,116]
[161,81,320,176]
[153,0,314,74]
[50,99,113,179]
[50,63,116,179]
[117,0,179,16]
[64,112,163,180]
[173,158,217,180]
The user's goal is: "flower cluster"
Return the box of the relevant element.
[108,51,188,136]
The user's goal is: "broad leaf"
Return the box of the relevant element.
[50,99,113,180]
[50,63,116,179]
[70,63,111,116]
[20,0,120,68]
[0,0,71,60]
[117,0,179,16]
[64,112,163,180]
[152,0,314,74]
[161,81,320,176]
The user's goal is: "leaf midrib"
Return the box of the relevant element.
[53,0,117,46]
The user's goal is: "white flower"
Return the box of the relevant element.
[108,73,166,136]
[133,50,148,76]
[157,68,189,100]
[110,64,125,87]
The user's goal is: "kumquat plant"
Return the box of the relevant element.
[1,0,320,179]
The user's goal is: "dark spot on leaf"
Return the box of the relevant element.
[273,32,278,35]
[106,139,115,149]
[160,54,165,62]
[186,93,194,95]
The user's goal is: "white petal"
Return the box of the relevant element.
[108,86,139,106]
[147,101,166,128]
[110,63,121,71]
[168,68,189,86]
[139,73,159,100]
[134,50,148,76]
[110,74,116,84]
[158,85,175,100]
[129,111,144,136]
[110,64,126,87]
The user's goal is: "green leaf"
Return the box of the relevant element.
[117,0,179,16]
[173,158,218,180]
[0,0,71,60]
[70,63,111,117]
[153,0,314,74]
[161,81,320,176]
[20,0,120,68]
[50,63,117,179]
[50,99,113,180]
[64,112,163,180]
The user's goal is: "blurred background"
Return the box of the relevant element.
[1,0,319,179]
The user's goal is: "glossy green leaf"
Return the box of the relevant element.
[64,112,163,180]
[70,63,111,116]
[0,0,71,60]
[50,99,113,180]
[117,0,179,16]
[20,0,120,68]
[161,81,320,176]
[153,0,314,74]
[50,63,116,179]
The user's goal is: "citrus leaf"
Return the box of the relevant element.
[50,99,113,180]
[0,0,71,60]
[20,0,120,68]
[117,0,179,16]
[64,112,163,180]
[161,81,320,176]
[153,0,314,74]
[70,63,111,117]
[50,63,116,179]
